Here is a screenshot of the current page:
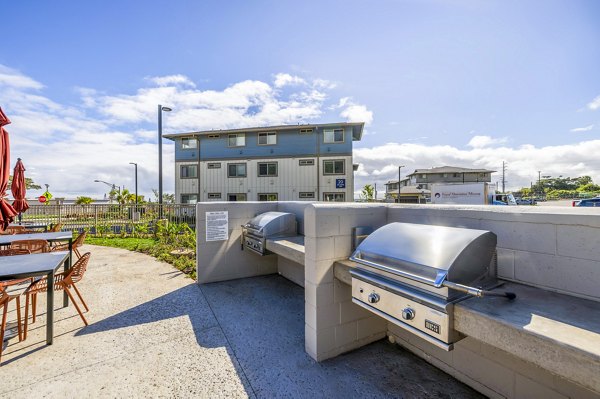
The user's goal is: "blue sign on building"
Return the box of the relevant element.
[336,179,346,189]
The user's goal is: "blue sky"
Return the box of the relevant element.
[1,0,599,198]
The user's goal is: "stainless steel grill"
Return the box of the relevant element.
[349,222,514,350]
[242,212,297,255]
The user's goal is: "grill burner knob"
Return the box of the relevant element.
[367,293,380,304]
[402,307,415,321]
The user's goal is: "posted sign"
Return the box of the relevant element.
[206,211,229,241]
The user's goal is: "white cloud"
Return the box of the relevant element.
[570,124,594,133]
[588,95,600,111]
[353,140,600,199]
[273,73,306,88]
[467,135,508,148]
[0,65,44,90]
[148,74,196,88]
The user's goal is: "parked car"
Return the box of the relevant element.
[516,198,537,205]
[573,197,600,207]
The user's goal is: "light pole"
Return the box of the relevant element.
[158,105,172,213]
[129,162,138,205]
[397,165,405,203]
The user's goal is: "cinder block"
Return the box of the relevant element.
[452,345,515,399]
[305,323,336,357]
[496,248,515,280]
[305,259,334,285]
[557,225,600,262]
[340,300,374,324]
[305,301,339,330]
[335,322,358,347]
[455,337,482,354]
[479,220,556,255]
[514,251,600,299]
[553,376,600,399]
[304,236,335,262]
[334,235,352,259]
[334,278,352,303]
[305,282,334,308]
[357,316,387,340]
[515,374,566,399]
[305,212,340,238]
[338,210,387,235]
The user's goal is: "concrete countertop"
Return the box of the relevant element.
[333,260,600,394]
[266,235,305,265]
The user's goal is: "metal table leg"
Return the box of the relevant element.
[63,239,72,307]
[46,270,54,345]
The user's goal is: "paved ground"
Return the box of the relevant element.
[1,245,482,398]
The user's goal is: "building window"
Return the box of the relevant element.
[421,174,426,178]
[207,134,220,139]
[207,193,221,199]
[323,192,345,202]
[258,132,277,145]
[181,138,198,149]
[258,193,278,201]
[324,128,344,143]
[228,193,247,202]
[228,163,247,177]
[180,164,197,178]
[299,192,315,199]
[228,133,245,147]
[181,194,198,204]
[299,159,314,166]
[207,163,221,169]
[258,162,277,177]
[299,128,313,134]
[323,159,345,175]
[453,173,460,177]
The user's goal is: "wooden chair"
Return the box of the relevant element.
[24,252,92,337]
[9,240,50,254]
[52,231,86,259]
[2,226,26,235]
[0,249,31,257]
[0,286,24,363]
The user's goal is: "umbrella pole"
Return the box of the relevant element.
[18,212,22,225]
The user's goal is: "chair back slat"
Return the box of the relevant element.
[66,252,91,284]
[10,239,50,254]
[73,231,87,248]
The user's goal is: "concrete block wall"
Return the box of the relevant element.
[303,203,389,361]
[387,324,598,399]
[277,201,314,235]
[196,201,278,283]
[386,204,600,301]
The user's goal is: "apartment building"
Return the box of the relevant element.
[163,122,364,203]
[385,166,495,201]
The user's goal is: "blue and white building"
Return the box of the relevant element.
[164,122,364,203]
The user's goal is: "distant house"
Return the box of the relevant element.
[164,122,364,203]
[385,166,496,202]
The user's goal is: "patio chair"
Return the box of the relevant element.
[1,286,25,363]
[24,252,91,337]
[9,239,50,254]
[0,248,31,256]
[2,226,28,235]
[52,231,86,259]
[48,223,63,232]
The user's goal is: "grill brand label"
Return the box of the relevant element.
[425,319,441,334]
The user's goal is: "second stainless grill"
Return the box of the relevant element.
[349,222,513,350]
[242,212,297,255]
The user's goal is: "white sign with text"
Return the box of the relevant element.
[206,211,229,241]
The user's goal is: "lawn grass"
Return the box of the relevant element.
[86,236,156,252]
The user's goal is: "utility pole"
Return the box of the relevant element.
[398,165,405,203]
[374,183,378,202]
[501,161,507,193]
[538,170,541,197]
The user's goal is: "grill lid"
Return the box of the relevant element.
[350,222,496,287]
[244,211,297,237]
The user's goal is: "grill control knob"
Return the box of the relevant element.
[402,307,415,321]
[367,292,380,304]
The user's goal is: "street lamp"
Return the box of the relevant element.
[398,165,406,203]
[129,162,138,205]
[158,105,172,212]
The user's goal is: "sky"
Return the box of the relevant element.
[1,0,599,200]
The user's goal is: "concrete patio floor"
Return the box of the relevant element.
[0,245,482,398]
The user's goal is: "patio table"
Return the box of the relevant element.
[0,251,70,345]
[0,232,73,306]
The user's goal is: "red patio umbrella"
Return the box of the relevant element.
[12,158,29,215]
[0,107,18,232]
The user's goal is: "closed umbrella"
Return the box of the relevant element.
[12,158,29,216]
[0,107,18,232]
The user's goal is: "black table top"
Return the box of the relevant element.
[0,231,72,245]
[0,252,69,280]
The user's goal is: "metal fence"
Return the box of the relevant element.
[19,204,196,234]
